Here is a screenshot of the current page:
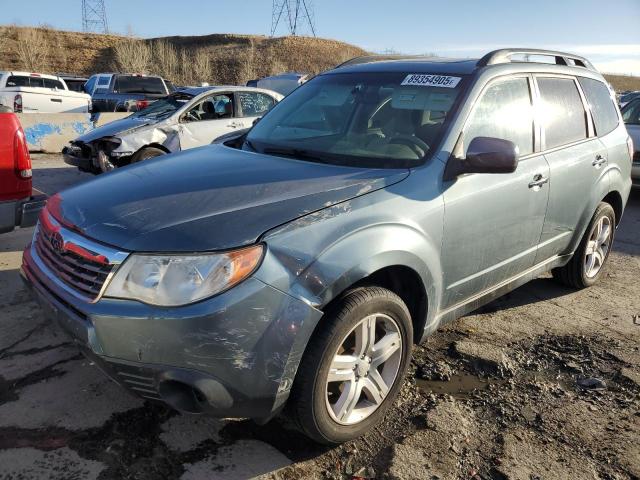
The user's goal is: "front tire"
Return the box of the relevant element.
[130,147,166,164]
[289,287,413,444]
[552,202,615,288]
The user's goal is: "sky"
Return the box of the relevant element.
[3,0,640,75]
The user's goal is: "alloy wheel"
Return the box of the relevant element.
[325,313,402,425]
[584,215,612,278]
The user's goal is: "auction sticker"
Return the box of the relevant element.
[401,74,461,88]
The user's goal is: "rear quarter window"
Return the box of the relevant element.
[578,77,619,136]
[6,76,30,87]
[537,77,587,150]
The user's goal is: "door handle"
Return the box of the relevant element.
[50,98,62,103]
[227,122,238,128]
[528,174,549,189]
[592,155,607,167]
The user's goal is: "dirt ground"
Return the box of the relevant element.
[1,155,638,480]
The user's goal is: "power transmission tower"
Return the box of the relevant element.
[82,0,109,34]
[271,0,316,37]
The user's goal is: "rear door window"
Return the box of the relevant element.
[537,77,588,150]
[578,77,619,136]
[464,76,534,156]
[237,92,276,117]
[44,78,65,89]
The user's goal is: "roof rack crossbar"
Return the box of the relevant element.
[477,48,596,71]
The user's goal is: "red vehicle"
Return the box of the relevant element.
[0,106,46,233]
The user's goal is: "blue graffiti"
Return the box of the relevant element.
[72,121,92,135]
[24,123,63,148]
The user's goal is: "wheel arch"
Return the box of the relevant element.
[320,263,429,345]
[602,190,623,226]
[137,143,171,155]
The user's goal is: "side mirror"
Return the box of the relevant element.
[444,136,518,181]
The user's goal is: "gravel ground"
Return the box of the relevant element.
[1,155,638,480]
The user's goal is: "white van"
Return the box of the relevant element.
[0,72,92,113]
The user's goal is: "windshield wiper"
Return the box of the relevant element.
[263,146,329,163]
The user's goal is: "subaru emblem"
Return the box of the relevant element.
[50,232,65,254]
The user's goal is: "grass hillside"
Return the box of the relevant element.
[604,74,640,92]
[0,26,366,85]
[0,26,638,91]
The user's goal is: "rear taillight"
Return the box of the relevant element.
[628,136,635,163]
[14,128,32,179]
[13,94,22,113]
[136,100,149,111]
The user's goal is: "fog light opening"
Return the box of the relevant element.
[158,380,206,414]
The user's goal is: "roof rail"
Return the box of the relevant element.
[477,48,596,71]
[336,54,435,69]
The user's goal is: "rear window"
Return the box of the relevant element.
[578,77,619,136]
[115,76,166,94]
[537,77,588,150]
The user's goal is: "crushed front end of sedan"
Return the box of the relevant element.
[63,86,282,174]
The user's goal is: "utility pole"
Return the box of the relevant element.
[82,0,109,34]
[271,0,316,37]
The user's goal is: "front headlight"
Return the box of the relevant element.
[103,245,264,306]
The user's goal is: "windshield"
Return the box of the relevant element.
[246,72,465,167]
[132,93,194,119]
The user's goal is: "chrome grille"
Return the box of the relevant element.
[33,211,128,301]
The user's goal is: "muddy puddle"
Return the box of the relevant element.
[416,369,577,400]
[416,373,501,399]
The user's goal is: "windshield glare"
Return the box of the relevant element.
[247,72,464,167]
[133,93,193,119]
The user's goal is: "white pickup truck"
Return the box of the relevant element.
[0,71,92,113]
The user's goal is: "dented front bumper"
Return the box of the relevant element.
[21,241,323,420]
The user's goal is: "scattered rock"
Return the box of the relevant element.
[619,368,640,388]
[417,361,454,381]
[453,340,515,377]
[577,377,607,390]
[388,401,480,479]
[497,428,599,479]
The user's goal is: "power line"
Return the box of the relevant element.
[271,0,316,37]
[82,0,109,34]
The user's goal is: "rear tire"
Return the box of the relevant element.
[552,202,615,289]
[130,147,166,164]
[288,287,413,445]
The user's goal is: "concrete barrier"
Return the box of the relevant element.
[17,112,131,153]
[18,113,93,153]
[92,112,131,127]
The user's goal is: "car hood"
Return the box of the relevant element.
[51,145,409,252]
[75,116,158,143]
